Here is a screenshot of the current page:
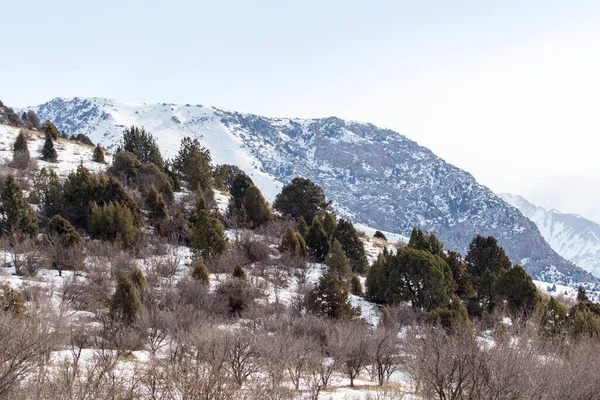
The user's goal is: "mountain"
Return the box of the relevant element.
[500,193,600,278]
[25,97,597,284]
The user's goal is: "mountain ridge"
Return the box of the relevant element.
[24,96,598,284]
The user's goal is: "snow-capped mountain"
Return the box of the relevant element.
[500,193,600,278]
[25,97,596,284]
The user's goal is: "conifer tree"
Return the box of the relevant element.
[305,217,330,261]
[242,184,272,228]
[0,175,39,238]
[305,272,357,320]
[87,201,141,247]
[12,131,30,169]
[494,265,541,315]
[44,121,60,140]
[408,227,429,251]
[93,143,105,163]
[229,172,253,209]
[42,131,58,162]
[146,184,169,221]
[35,168,64,218]
[297,216,308,237]
[541,296,568,336]
[110,269,143,325]
[191,258,209,283]
[0,284,27,316]
[47,215,82,247]
[273,177,330,222]
[577,285,589,302]
[465,235,511,278]
[120,126,164,167]
[333,219,369,274]
[280,227,306,258]
[325,239,352,284]
[373,230,387,241]
[190,195,227,260]
[233,263,247,281]
[173,136,213,191]
[444,251,474,299]
[350,274,363,296]
[322,212,336,239]
[26,110,41,130]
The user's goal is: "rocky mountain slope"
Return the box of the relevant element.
[500,193,600,278]
[24,97,596,284]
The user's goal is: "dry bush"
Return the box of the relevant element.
[234,230,274,266]
[255,218,296,247]
[8,234,43,276]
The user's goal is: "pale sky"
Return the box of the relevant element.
[2,1,599,220]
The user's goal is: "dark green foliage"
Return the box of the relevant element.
[12,131,30,169]
[47,215,82,247]
[408,227,443,257]
[297,216,308,237]
[233,264,247,281]
[325,239,352,284]
[190,195,228,260]
[173,136,213,191]
[0,175,38,238]
[273,177,330,222]
[44,121,60,140]
[305,272,358,320]
[426,296,470,333]
[305,217,330,261]
[333,219,369,274]
[42,131,58,162]
[373,230,387,241]
[214,164,245,189]
[241,184,272,228]
[146,184,169,221]
[366,247,456,311]
[577,285,589,302]
[108,151,173,202]
[444,251,474,299]
[280,227,306,258]
[465,235,512,278]
[120,126,164,167]
[110,269,143,325]
[34,168,63,218]
[350,274,363,296]
[229,172,253,209]
[541,296,568,336]
[571,308,600,337]
[70,133,94,146]
[93,143,105,163]
[87,201,142,247]
[494,265,541,315]
[191,258,209,283]
[322,212,336,239]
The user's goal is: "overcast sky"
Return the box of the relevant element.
[2,1,599,219]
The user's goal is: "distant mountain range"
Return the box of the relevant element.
[22,97,597,284]
[500,193,600,278]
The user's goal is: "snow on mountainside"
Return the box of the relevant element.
[500,193,600,278]
[25,97,597,284]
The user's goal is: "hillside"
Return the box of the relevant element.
[24,97,595,284]
[500,193,600,278]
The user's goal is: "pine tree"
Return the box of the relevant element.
[93,143,105,163]
[444,251,474,299]
[242,184,272,228]
[373,230,387,241]
[494,265,541,316]
[42,131,58,162]
[12,131,30,169]
[44,121,60,140]
[322,212,336,239]
[273,177,330,222]
[190,195,228,260]
[297,216,308,237]
[577,285,589,302]
[350,274,363,296]
[229,172,253,209]
[120,126,164,167]
[305,217,330,261]
[26,110,41,130]
[87,201,141,247]
[47,215,82,247]
[280,227,306,258]
[465,235,512,278]
[191,258,209,283]
[408,227,429,251]
[233,263,247,281]
[325,239,352,284]
[0,175,39,238]
[333,219,369,275]
[541,296,568,337]
[35,168,64,218]
[110,269,143,325]
[173,136,213,191]
[146,184,169,221]
[305,272,357,320]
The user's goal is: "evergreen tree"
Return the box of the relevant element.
[35,168,64,218]
[120,126,164,167]
[305,272,357,320]
[325,239,352,284]
[408,227,429,251]
[322,212,336,239]
[190,195,228,260]
[232,263,247,281]
[26,110,41,130]
[540,296,568,337]
[42,131,58,162]
[87,201,141,247]
[494,265,541,316]
[444,251,474,299]
[280,227,306,258]
[229,172,253,209]
[173,136,213,191]
[47,215,82,247]
[146,184,169,221]
[333,219,369,275]
[93,143,105,163]
[465,235,511,278]
[305,217,330,261]
[350,274,363,296]
[0,175,39,238]
[426,295,470,333]
[273,177,330,222]
[110,269,143,325]
[0,283,27,317]
[242,184,272,228]
[373,230,387,241]
[577,285,589,302]
[12,131,30,169]
[297,216,308,237]
[213,164,245,190]
[44,121,60,140]
[191,258,209,283]
[572,308,600,337]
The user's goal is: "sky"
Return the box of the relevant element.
[1,1,599,220]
